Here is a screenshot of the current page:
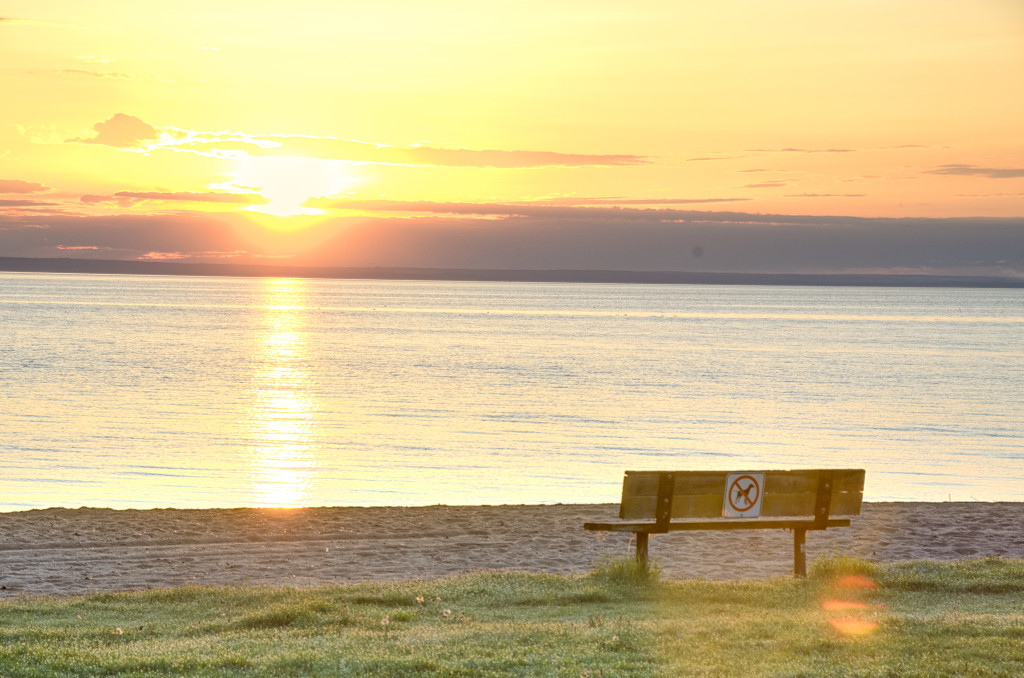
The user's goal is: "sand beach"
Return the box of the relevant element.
[2,502,1023,598]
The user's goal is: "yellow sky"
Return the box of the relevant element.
[1,1,1023,272]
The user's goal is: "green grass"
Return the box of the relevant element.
[2,557,1023,677]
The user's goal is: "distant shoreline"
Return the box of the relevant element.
[2,256,1023,288]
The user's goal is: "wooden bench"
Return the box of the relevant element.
[584,469,865,577]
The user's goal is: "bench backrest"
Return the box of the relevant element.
[620,469,865,526]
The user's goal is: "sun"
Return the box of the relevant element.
[229,156,355,218]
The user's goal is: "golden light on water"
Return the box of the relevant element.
[244,278,322,507]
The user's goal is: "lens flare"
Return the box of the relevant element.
[822,600,876,611]
[829,618,880,636]
[822,574,883,638]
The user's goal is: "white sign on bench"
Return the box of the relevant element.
[723,472,765,518]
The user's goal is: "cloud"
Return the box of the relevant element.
[956,192,1024,198]
[738,169,806,176]
[0,199,58,207]
[0,213,254,261]
[75,55,116,64]
[296,207,1024,276]
[59,69,128,78]
[927,164,1024,179]
[67,114,646,167]
[0,17,52,28]
[785,193,866,198]
[2,207,1022,276]
[67,113,159,148]
[138,250,250,260]
[404,146,645,168]
[81,191,265,206]
[272,135,646,167]
[743,181,788,188]
[138,251,191,260]
[317,197,1014,232]
[325,198,755,216]
[747,148,856,153]
[169,140,277,156]
[528,197,751,206]
[56,69,181,84]
[0,179,48,193]
[325,199,639,218]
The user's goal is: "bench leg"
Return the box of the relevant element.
[635,532,649,568]
[793,529,807,578]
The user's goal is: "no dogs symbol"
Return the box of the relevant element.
[723,472,765,517]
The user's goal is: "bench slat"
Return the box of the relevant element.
[584,518,852,533]
[619,469,864,520]
[623,471,727,496]
[620,490,862,521]
[623,469,865,497]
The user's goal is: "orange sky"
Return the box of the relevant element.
[2,1,1023,274]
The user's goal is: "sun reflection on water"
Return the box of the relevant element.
[244,278,322,507]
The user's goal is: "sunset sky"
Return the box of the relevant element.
[2,1,1023,275]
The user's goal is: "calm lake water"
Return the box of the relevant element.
[1,272,1022,511]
